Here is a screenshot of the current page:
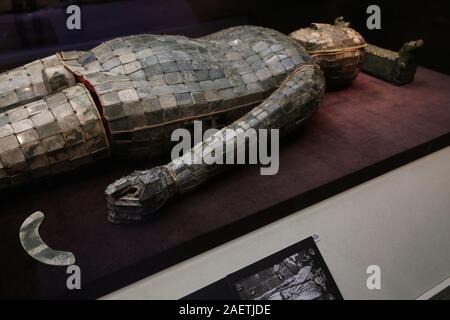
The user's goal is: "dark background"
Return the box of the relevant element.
[0,0,449,74]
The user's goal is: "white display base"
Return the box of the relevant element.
[102,147,450,300]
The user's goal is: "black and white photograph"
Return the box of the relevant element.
[228,237,343,300]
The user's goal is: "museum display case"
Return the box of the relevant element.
[0,0,449,301]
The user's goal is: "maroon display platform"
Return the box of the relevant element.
[1,68,449,299]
